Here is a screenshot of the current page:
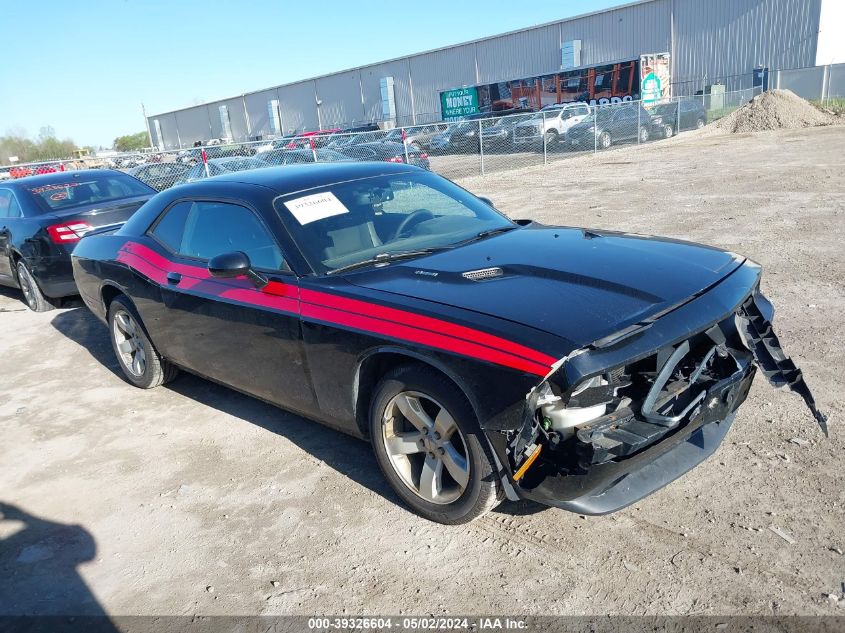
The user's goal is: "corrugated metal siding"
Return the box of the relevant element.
[277,81,319,133]
[174,106,212,147]
[673,0,822,93]
[562,0,671,67]
[475,23,561,82]
[147,0,830,140]
[155,113,180,150]
[244,88,280,139]
[316,70,366,128]
[359,59,413,125]
[408,44,478,118]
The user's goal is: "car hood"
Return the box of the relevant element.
[345,225,745,349]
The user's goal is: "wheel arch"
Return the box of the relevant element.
[352,346,484,439]
[100,282,126,314]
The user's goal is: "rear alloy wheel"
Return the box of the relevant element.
[370,365,501,524]
[696,117,706,129]
[108,296,178,389]
[16,260,55,312]
[599,131,612,149]
[663,123,674,138]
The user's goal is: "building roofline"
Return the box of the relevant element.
[148,0,659,118]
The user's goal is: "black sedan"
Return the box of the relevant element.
[0,170,155,311]
[70,163,825,523]
[650,99,708,137]
[567,103,663,149]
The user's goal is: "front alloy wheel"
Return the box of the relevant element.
[382,391,470,504]
[370,365,501,524]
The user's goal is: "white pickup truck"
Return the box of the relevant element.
[512,102,591,146]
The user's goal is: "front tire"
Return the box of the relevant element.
[599,131,612,149]
[369,364,501,524]
[16,260,56,312]
[108,296,178,389]
[663,123,674,138]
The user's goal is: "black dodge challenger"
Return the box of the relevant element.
[70,163,826,524]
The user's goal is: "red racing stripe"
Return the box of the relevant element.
[300,288,557,367]
[301,303,550,376]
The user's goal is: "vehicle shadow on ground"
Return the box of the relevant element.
[50,306,124,380]
[0,502,117,625]
[49,306,547,519]
[0,285,28,312]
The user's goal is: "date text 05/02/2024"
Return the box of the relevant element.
[307,617,528,630]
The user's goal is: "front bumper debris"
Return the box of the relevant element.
[503,280,827,514]
[735,292,828,435]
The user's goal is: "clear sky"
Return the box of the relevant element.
[0,0,628,147]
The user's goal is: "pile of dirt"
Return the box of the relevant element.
[716,89,834,133]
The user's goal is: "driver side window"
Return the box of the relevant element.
[150,200,286,270]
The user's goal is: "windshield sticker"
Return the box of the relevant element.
[284,191,349,225]
[29,183,81,194]
[50,191,69,201]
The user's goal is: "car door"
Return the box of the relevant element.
[0,188,23,280]
[145,198,316,413]
[561,105,589,134]
[613,108,637,140]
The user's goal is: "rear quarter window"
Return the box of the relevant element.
[150,201,192,252]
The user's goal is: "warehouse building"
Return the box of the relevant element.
[147,0,844,149]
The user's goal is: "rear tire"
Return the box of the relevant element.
[369,364,501,524]
[696,117,706,129]
[599,131,612,149]
[16,260,56,312]
[108,295,178,389]
[639,127,650,143]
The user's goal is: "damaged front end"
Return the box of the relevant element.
[503,267,827,515]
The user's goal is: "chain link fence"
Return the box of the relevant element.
[0,87,804,191]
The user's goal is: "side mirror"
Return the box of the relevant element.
[208,251,268,288]
[477,196,494,208]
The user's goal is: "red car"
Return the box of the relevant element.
[284,129,342,149]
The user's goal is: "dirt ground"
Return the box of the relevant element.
[1,125,843,618]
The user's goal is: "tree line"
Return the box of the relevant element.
[1,127,150,165]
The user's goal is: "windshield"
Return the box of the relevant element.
[273,171,513,274]
[25,173,153,212]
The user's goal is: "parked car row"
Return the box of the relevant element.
[1,100,709,196]
[0,163,825,526]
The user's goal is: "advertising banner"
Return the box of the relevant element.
[440,87,479,120]
[640,53,671,105]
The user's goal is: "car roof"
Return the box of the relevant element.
[2,169,126,188]
[197,162,420,194]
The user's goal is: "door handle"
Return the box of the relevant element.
[166,272,182,285]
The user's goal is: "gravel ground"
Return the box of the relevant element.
[1,125,843,617]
